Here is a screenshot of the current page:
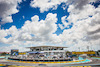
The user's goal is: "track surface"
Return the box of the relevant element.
[0,59,100,67]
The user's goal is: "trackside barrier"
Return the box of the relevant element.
[0,64,92,67]
[0,63,92,67]
[64,66,91,67]
[0,64,6,66]
[7,59,86,64]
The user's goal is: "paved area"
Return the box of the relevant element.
[0,59,100,67]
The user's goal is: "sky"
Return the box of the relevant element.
[0,0,100,52]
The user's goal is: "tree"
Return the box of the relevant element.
[1,52,6,56]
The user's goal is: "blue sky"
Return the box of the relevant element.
[0,0,100,52]
[1,0,70,35]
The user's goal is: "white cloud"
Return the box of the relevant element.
[2,16,13,23]
[67,4,96,23]
[21,13,60,44]
[30,0,67,13]
[58,3,100,51]
[0,44,29,52]
[30,0,97,13]
[59,16,71,30]
[22,13,58,36]
[0,0,100,52]
[0,13,62,51]
[66,0,96,9]
[0,0,22,24]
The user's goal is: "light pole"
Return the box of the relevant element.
[87,46,89,51]
[78,47,80,52]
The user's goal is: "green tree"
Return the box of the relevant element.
[1,52,6,56]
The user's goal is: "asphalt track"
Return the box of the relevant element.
[0,59,100,67]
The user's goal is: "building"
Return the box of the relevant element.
[27,46,67,59]
[11,49,19,56]
[8,46,73,62]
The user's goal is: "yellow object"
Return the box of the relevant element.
[0,64,6,66]
[72,51,95,55]
[88,66,91,67]
[8,65,35,67]
[19,52,26,55]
